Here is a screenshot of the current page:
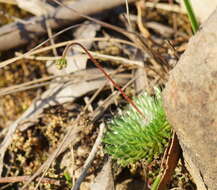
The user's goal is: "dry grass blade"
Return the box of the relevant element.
[15,50,143,67]
[136,1,151,38]
[0,75,58,96]
[145,1,185,13]
[0,176,61,185]
[0,67,130,97]
[0,37,136,69]
[125,0,132,31]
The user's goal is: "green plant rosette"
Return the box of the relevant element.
[103,88,171,166]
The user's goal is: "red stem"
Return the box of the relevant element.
[62,42,146,119]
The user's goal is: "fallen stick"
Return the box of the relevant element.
[71,123,105,190]
[0,175,61,185]
[0,0,136,51]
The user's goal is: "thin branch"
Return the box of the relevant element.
[0,37,136,69]
[71,123,105,190]
[0,176,61,185]
[0,69,129,96]
[16,51,143,68]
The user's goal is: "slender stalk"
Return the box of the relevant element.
[62,42,146,120]
[183,0,199,33]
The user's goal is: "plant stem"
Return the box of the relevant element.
[183,0,199,33]
[62,42,147,120]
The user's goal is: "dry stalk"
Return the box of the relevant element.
[71,123,105,190]
[0,176,61,185]
[15,50,143,67]
[0,37,136,69]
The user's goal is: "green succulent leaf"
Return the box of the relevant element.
[103,88,171,166]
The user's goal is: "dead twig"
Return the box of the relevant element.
[124,0,132,31]
[0,37,136,69]
[0,176,61,185]
[71,123,105,190]
[15,50,143,67]
[145,1,185,13]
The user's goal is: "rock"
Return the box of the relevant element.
[163,8,217,190]
[90,159,114,190]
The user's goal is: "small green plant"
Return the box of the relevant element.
[56,57,67,70]
[64,171,73,188]
[104,88,171,166]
